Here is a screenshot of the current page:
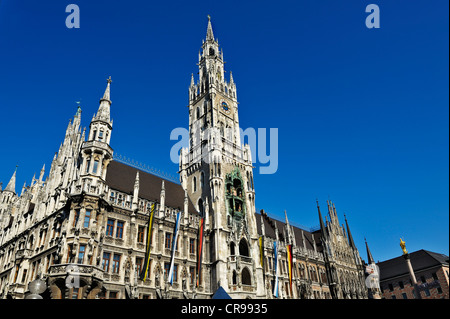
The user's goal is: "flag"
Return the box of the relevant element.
[168,211,181,285]
[259,236,265,282]
[140,203,156,281]
[196,217,205,287]
[273,241,279,298]
[286,244,293,294]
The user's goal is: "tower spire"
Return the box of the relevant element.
[344,214,357,250]
[95,76,112,122]
[4,166,17,194]
[206,15,214,41]
[365,237,375,264]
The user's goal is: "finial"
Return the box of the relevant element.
[207,14,211,21]
[107,76,112,84]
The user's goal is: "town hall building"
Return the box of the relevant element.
[0,17,374,299]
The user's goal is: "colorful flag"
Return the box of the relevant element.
[196,217,205,287]
[140,203,156,281]
[168,212,181,285]
[286,244,293,294]
[273,241,279,298]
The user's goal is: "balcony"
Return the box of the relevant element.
[15,248,33,260]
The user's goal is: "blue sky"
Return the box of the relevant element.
[0,0,448,263]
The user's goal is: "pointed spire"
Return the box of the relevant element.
[95,77,112,122]
[39,164,45,183]
[260,211,266,236]
[316,199,327,238]
[365,237,375,264]
[229,71,234,84]
[206,15,214,41]
[4,166,17,193]
[344,214,357,250]
[190,73,195,87]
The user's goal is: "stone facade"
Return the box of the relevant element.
[0,18,371,299]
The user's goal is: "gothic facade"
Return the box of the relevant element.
[0,18,371,299]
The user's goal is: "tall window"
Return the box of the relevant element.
[78,245,86,264]
[165,233,172,249]
[189,267,196,285]
[106,219,114,236]
[189,238,195,254]
[85,159,90,173]
[200,172,204,187]
[136,257,143,274]
[164,262,170,280]
[116,221,124,239]
[72,287,80,299]
[112,254,121,273]
[93,160,99,174]
[98,130,104,141]
[102,252,111,272]
[73,210,80,227]
[83,210,91,228]
[138,226,145,243]
[193,177,197,192]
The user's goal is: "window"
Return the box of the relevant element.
[106,219,114,236]
[388,283,394,292]
[138,226,145,243]
[73,210,80,227]
[102,252,111,271]
[109,291,118,299]
[165,233,172,249]
[173,264,178,282]
[193,177,197,192]
[21,269,28,283]
[424,289,431,297]
[200,172,204,187]
[391,295,396,299]
[432,272,438,281]
[93,160,99,174]
[398,281,404,289]
[83,210,91,228]
[86,159,90,173]
[189,267,195,285]
[164,262,170,280]
[437,287,443,294]
[402,293,408,299]
[189,238,195,254]
[116,221,124,238]
[112,254,121,273]
[98,130,104,141]
[136,257,143,274]
[78,245,86,264]
[242,267,251,285]
[72,287,80,299]
[420,276,426,283]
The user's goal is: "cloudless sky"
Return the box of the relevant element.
[0,0,448,263]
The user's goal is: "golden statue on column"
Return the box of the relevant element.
[400,238,408,255]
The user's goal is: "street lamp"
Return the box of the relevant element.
[25,278,47,299]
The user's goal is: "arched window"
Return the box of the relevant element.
[200,172,204,188]
[230,242,236,256]
[239,238,249,257]
[232,270,237,285]
[241,267,251,285]
[193,176,197,192]
[209,48,215,56]
[198,198,204,215]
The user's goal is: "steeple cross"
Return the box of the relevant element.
[107,76,112,84]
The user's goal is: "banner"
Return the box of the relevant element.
[286,244,293,294]
[196,217,205,287]
[140,203,156,281]
[168,212,181,285]
[259,236,265,283]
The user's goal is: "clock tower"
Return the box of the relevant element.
[179,16,264,298]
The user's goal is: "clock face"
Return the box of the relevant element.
[222,101,229,112]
